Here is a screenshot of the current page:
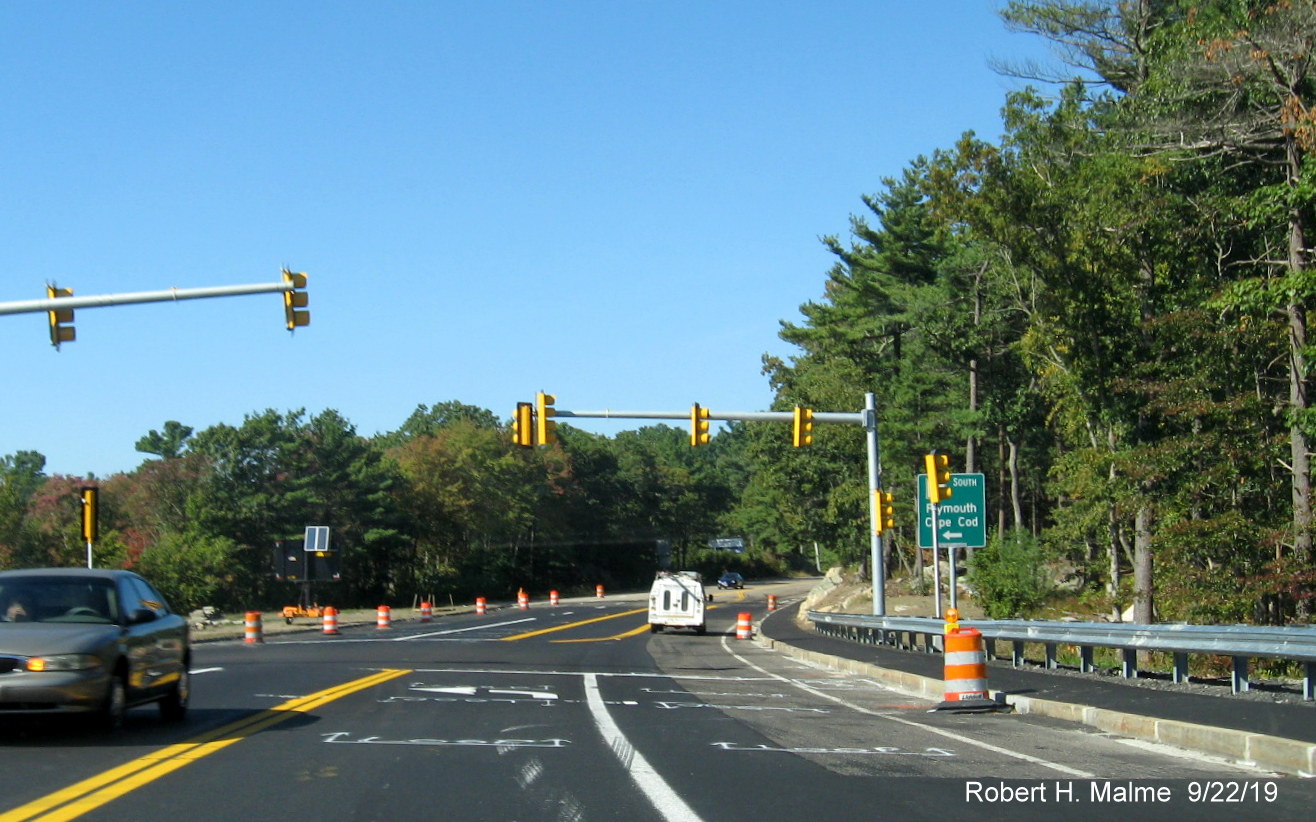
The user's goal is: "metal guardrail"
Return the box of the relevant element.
[806,611,1316,700]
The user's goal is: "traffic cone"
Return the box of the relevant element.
[322,606,339,636]
[377,605,392,629]
[475,596,487,615]
[419,601,433,622]
[244,611,263,645]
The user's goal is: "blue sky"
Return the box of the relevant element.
[0,2,1052,478]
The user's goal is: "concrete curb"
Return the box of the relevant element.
[753,631,1316,778]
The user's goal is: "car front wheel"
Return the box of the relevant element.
[99,674,127,732]
[159,667,190,722]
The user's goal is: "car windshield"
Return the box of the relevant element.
[0,577,119,624]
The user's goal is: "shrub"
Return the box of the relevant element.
[968,531,1052,618]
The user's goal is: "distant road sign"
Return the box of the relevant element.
[917,473,986,548]
[708,537,745,552]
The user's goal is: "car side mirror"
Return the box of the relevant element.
[127,608,158,625]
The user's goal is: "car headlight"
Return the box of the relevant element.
[26,654,104,672]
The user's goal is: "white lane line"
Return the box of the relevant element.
[719,634,1095,779]
[396,618,537,640]
[583,673,705,822]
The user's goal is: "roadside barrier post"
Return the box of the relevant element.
[322,606,339,636]
[377,604,391,629]
[244,611,263,645]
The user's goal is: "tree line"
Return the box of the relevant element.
[0,404,777,612]
[4,2,1316,624]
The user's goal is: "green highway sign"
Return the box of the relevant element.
[917,473,986,548]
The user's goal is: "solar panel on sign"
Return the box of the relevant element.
[304,526,331,552]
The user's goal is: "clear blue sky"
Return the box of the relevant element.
[1,2,1052,478]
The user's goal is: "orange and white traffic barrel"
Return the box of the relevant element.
[322,606,340,636]
[549,590,560,606]
[419,601,433,623]
[376,604,392,629]
[475,596,487,615]
[935,624,1004,712]
[518,589,530,610]
[767,594,778,612]
[244,611,263,645]
[596,584,605,599]
[736,612,753,640]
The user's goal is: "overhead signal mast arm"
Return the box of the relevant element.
[0,272,312,347]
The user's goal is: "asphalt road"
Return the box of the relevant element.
[1,581,1311,822]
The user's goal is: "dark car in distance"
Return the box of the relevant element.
[717,572,745,590]
[0,567,190,730]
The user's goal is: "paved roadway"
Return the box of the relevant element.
[0,581,1311,821]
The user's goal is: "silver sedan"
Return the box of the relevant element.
[0,567,190,730]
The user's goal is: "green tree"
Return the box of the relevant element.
[134,421,194,460]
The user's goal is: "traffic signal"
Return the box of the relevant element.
[535,392,557,446]
[690,403,711,446]
[47,284,75,349]
[511,402,535,447]
[281,268,310,330]
[875,490,894,534]
[925,450,953,504]
[80,487,98,543]
[792,407,814,447]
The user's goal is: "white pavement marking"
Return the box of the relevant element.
[396,618,537,640]
[718,634,1096,779]
[583,673,705,822]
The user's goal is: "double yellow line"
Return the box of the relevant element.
[500,607,650,642]
[1,668,410,822]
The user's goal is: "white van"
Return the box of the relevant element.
[648,571,707,634]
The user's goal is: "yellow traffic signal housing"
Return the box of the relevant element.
[80,487,99,543]
[690,403,711,446]
[512,402,535,447]
[792,407,814,447]
[875,490,894,534]
[281,269,310,330]
[535,392,557,446]
[47,285,75,348]
[924,451,953,503]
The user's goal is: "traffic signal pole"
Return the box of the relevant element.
[864,392,885,617]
